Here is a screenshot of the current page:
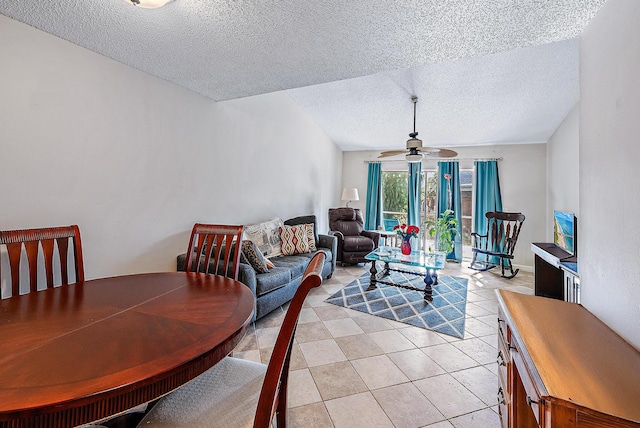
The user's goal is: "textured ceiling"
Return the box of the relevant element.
[0,0,607,151]
[288,39,580,150]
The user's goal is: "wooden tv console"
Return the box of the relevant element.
[496,290,640,428]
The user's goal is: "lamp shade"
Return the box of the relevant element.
[341,188,359,207]
[342,188,359,202]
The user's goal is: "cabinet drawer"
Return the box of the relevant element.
[497,388,509,428]
[497,332,509,391]
[512,343,542,426]
[497,307,508,340]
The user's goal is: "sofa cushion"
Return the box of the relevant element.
[294,249,332,264]
[240,240,270,274]
[270,255,310,278]
[255,267,292,297]
[279,224,312,255]
[243,217,284,258]
[343,235,375,252]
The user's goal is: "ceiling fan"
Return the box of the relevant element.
[378,96,458,162]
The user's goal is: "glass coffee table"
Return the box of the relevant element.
[365,246,447,301]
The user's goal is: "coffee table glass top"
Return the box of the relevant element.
[366,246,446,270]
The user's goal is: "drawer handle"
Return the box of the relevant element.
[497,387,506,405]
[497,350,506,366]
[497,317,505,324]
[527,396,539,406]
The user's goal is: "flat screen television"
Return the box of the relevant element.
[553,211,576,256]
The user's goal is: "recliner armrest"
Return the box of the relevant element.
[361,230,380,246]
[328,230,344,241]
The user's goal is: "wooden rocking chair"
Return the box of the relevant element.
[469,212,525,279]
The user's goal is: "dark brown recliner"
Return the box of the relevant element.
[328,208,380,265]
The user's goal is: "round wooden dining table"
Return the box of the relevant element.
[0,272,254,428]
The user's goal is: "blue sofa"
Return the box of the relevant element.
[177,215,336,321]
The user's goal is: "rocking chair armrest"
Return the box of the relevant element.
[470,232,488,249]
[470,232,488,239]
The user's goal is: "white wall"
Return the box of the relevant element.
[546,104,580,241]
[580,0,640,347]
[0,15,342,280]
[342,143,546,268]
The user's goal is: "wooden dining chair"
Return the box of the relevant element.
[137,251,326,428]
[184,223,244,280]
[0,225,84,299]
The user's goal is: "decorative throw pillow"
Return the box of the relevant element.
[279,224,311,256]
[264,257,275,269]
[240,240,270,274]
[243,217,284,258]
[303,223,317,251]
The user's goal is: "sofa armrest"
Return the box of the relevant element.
[237,263,258,322]
[318,233,337,276]
[361,230,381,246]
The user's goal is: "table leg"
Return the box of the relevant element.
[381,261,390,278]
[423,270,435,301]
[368,261,378,290]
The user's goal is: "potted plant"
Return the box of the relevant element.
[425,209,459,255]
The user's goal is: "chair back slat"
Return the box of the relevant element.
[0,225,84,299]
[41,238,55,288]
[253,251,325,428]
[483,212,525,256]
[57,237,70,285]
[25,240,41,293]
[5,242,23,297]
[184,224,244,280]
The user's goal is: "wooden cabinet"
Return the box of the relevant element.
[531,243,579,302]
[496,290,640,428]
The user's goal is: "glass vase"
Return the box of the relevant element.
[401,235,412,255]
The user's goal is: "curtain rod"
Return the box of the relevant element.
[364,157,503,164]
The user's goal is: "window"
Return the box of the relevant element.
[381,168,473,258]
[381,171,408,230]
[422,170,437,226]
[460,169,473,259]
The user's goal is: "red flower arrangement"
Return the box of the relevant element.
[393,223,420,239]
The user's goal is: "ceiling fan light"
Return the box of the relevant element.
[406,153,423,163]
[125,0,173,9]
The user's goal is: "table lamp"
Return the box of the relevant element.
[341,188,359,207]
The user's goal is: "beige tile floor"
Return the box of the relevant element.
[234,260,534,428]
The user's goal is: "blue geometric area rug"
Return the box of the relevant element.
[325,271,468,338]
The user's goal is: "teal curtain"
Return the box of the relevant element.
[474,160,503,262]
[437,161,462,262]
[408,162,421,226]
[408,161,422,249]
[365,162,383,230]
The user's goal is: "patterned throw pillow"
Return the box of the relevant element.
[264,257,275,269]
[303,223,317,251]
[240,240,270,274]
[243,217,284,258]
[279,224,311,256]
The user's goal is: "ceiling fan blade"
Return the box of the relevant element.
[418,147,458,158]
[378,150,407,158]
